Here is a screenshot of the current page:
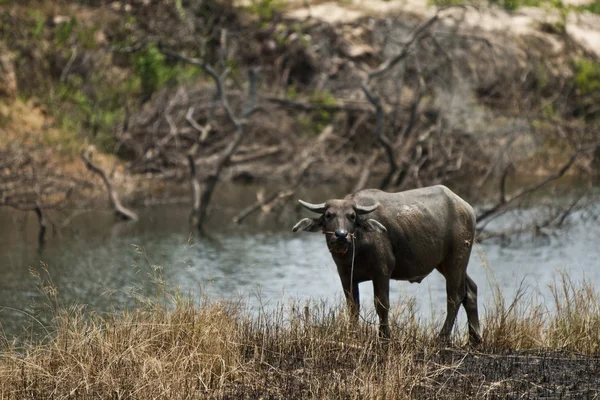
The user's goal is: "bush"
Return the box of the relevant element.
[574,59,600,95]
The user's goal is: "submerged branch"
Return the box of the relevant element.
[232,157,317,224]
[81,150,138,221]
[476,144,597,226]
[34,205,47,250]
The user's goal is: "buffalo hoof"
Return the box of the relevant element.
[436,333,453,348]
[469,333,483,347]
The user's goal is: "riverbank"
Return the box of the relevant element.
[1,270,599,399]
[1,0,599,214]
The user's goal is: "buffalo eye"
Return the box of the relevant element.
[348,213,356,221]
[325,211,334,220]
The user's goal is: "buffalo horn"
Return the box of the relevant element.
[298,199,326,214]
[354,202,380,215]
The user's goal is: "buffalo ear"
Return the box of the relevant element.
[361,218,387,233]
[292,217,322,232]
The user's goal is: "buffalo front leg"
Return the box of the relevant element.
[340,274,360,324]
[373,277,390,339]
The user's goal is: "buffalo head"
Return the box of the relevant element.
[292,199,387,255]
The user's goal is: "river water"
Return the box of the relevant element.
[0,184,598,337]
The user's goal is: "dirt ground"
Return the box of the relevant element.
[427,349,600,398]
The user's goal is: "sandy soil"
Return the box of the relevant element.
[284,0,600,57]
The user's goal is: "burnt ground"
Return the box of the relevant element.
[421,349,600,399]
[218,348,600,399]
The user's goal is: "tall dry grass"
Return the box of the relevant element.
[0,267,599,399]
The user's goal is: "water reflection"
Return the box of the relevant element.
[0,187,599,338]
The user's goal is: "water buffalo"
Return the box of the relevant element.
[292,185,481,344]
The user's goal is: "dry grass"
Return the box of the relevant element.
[1,268,600,399]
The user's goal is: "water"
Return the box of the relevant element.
[0,184,599,337]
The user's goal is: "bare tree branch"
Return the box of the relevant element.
[232,123,333,224]
[187,152,201,221]
[264,97,373,114]
[81,150,138,221]
[186,107,211,143]
[353,149,381,192]
[499,163,512,205]
[476,195,587,242]
[471,133,520,201]
[367,15,439,81]
[476,145,597,224]
[360,13,441,190]
[161,42,260,230]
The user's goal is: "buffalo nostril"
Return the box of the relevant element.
[335,230,348,238]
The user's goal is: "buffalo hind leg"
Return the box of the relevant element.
[437,250,469,344]
[438,271,466,344]
[340,275,360,325]
[373,276,390,339]
[463,274,481,344]
[438,246,481,345]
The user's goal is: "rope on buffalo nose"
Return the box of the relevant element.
[351,233,355,295]
[322,228,357,294]
[322,228,357,321]
[323,228,428,346]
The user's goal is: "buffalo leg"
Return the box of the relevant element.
[340,275,360,324]
[373,277,390,339]
[463,274,481,344]
[439,279,465,343]
[437,256,468,343]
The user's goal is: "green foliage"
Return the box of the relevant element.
[430,0,468,6]
[298,89,337,136]
[224,59,240,79]
[274,22,310,48]
[490,0,520,10]
[174,0,185,19]
[45,40,205,153]
[248,0,284,26]
[55,17,77,45]
[534,62,549,90]
[53,88,107,151]
[574,59,600,95]
[520,0,544,6]
[505,0,520,9]
[131,43,202,100]
[488,0,570,12]
[77,25,98,50]
[29,10,45,39]
[310,89,337,107]
[542,103,555,119]
[528,0,570,34]
[552,0,570,32]
[132,43,171,99]
[285,85,299,100]
[48,70,136,153]
[579,0,600,13]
